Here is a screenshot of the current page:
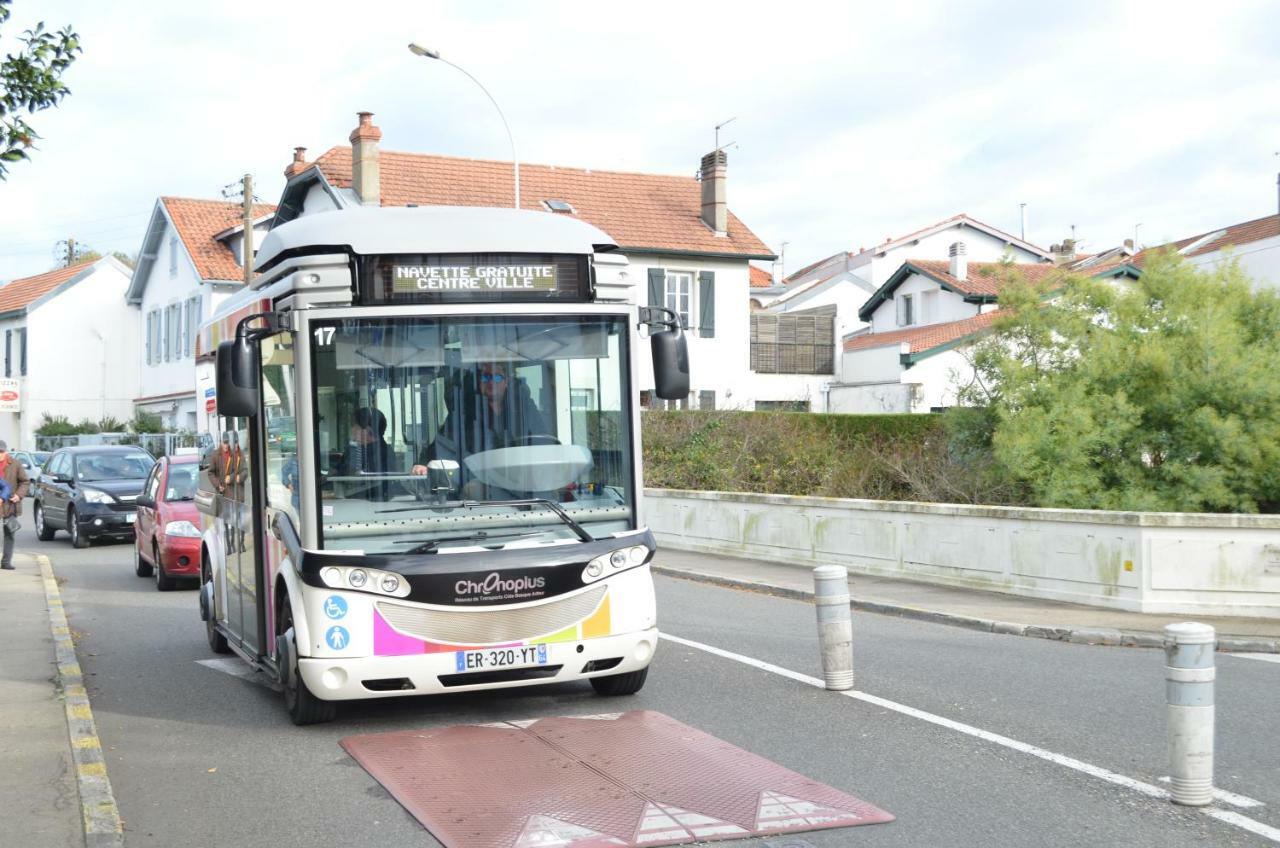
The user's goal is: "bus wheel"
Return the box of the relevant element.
[278,603,337,726]
[589,666,648,696]
[203,572,230,655]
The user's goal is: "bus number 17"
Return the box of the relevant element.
[313,326,336,346]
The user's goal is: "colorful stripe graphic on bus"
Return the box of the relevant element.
[371,595,611,657]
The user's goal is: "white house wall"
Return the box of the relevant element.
[628,253,754,410]
[0,263,139,446]
[861,227,1045,289]
[1185,235,1280,291]
[137,219,207,429]
[870,271,983,332]
[836,343,972,414]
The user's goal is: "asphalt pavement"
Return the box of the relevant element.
[12,534,1280,847]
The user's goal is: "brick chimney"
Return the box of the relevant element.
[350,111,382,207]
[700,149,728,236]
[283,147,308,179]
[1052,237,1076,266]
[948,241,967,280]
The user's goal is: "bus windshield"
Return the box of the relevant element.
[310,314,634,554]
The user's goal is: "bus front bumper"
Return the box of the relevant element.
[296,628,658,701]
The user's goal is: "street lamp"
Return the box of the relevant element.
[407,43,520,209]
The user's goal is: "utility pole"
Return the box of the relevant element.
[241,174,254,287]
[223,174,256,285]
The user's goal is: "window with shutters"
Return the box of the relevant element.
[897,293,915,327]
[17,328,27,376]
[187,295,200,356]
[664,271,693,330]
[4,329,10,378]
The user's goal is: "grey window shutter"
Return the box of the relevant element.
[648,268,665,309]
[698,271,715,338]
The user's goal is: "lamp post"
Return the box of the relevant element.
[408,43,520,209]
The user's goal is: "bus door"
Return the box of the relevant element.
[214,419,262,655]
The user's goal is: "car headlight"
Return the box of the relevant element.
[581,545,650,584]
[81,488,114,504]
[317,564,411,598]
[164,520,201,538]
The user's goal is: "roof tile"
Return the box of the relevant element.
[749,265,773,288]
[308,147,773,258]
[908,259,1062,296]
[1133,213,1280,266]
[0,261,97,314]
[162,197,276,282]
[843,310,1001,353]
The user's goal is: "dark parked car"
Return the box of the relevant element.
[33,446,157,548]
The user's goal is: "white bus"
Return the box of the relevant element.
[195,206,689,724]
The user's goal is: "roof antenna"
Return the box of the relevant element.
[714,117,737,153]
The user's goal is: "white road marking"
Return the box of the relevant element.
[195,658,281,690]
[1157,777,1264,809]
[659,632,1280,844]
[1233,653,1280,665]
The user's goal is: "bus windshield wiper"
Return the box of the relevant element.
[393,529,546,554]
[377,497,594,543]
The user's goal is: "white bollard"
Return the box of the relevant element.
[1164,622,1216,806]
[814,565,854,690]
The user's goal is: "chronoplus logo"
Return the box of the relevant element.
[455,572,547,597]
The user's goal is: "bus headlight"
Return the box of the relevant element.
[317,565,411,598]
[582,545,650,584]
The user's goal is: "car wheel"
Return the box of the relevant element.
[68,508,89,549]
[154,544,176,591]
[134,540,153,577]
[589,666,649,696]
[279,601,337,726]
[35,502,55,541]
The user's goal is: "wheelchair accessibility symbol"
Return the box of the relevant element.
[325,626,350,651]
[323,596,348,619]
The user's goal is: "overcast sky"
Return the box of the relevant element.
[3,0,1279,282]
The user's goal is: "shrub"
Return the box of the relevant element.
[36,413,77,436]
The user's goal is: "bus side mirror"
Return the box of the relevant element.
[216,338,259,417]
[651,326,690,400]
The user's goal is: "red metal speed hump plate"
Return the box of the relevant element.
[341,710,893,847]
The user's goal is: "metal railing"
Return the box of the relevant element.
[34,431,200,459]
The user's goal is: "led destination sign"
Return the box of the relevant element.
[392,263,557,293]
[362,252,590,304]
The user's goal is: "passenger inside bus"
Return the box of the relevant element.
[411,361,552,499]
[337,407,395,499]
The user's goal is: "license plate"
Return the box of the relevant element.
[455,644,548,673]
[125,514,136,524]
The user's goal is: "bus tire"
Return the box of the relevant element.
[589,666,648,696]
[279,605,337,726]
[203,567,231,655]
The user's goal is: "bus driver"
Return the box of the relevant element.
[410,361,551,498]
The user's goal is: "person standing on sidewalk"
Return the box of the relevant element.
[0,441,31,570]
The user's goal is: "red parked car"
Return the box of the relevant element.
[133,454,202,591]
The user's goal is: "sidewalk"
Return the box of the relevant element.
[651,548,1280,652]
[0,552,83,848]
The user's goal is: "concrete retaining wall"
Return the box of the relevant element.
[645,489,1280,618]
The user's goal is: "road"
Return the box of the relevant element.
[34,534,1280,847]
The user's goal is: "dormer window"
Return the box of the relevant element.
[897,293,915,327]
[543,199,575,214]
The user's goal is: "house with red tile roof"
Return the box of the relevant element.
[834,249,1139,413]
[274,113,775,411]
[0,257,139,447]
[126,197,276,428]
[1133,211,1280,289]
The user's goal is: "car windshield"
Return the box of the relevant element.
[164,465,198,500]
[76,453,155,482]
[307,314,634,554]
[33,452,50,465]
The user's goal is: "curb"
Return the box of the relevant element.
[38,554,124,848]
[651,565,1280,654]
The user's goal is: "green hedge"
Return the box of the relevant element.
[641,410,1023,505]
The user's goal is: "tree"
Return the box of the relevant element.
[0,0,81,179]
[963,252,1280,513]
